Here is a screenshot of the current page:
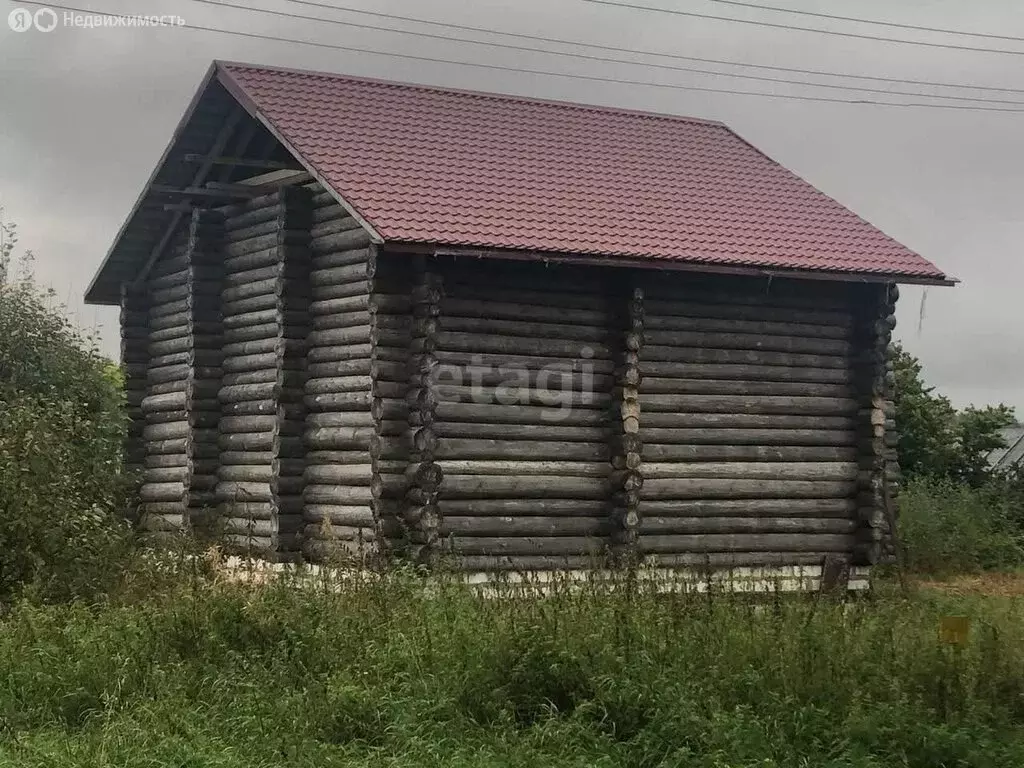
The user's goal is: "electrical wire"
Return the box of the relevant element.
[705,0,1024,43]
[20,0,1024,112]
[579,0,1024,56]
[179,0,1024,105]
[275,0,1024,93]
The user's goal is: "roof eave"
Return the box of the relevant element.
[385,242,957,287]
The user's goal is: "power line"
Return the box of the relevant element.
[277,0,1024,94]
[21,0,1024,113]
[579,0,1024,56]
[262,0,1024,100]
[189,0,1024,105]
[706,0,1024,43]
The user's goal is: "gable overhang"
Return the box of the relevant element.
[84,62,380,305]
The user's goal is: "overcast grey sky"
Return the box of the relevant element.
[1,0,1022,412]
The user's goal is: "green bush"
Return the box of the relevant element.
[899,477,1024,574]
[0,215,133,601]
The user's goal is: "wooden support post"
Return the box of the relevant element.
[851,282,897,566]
[610,279,644,566]
[404,257,444,567]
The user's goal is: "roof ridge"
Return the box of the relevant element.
[215,60,728,128]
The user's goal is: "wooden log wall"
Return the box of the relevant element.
[421,256,617,571]
[368,248,414,560]
[137,211,224,537]
[633,274,862,569]
[301,185,380,562]
[120,283,149,520]
[180,210,225,534]
[851,282,899,565]
[610,280,644,565]
[215,188,312,559]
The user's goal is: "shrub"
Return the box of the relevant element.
[0,214,133,601]
[899,477,1024,574]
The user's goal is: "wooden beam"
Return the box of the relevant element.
[133,108,244,288]
[151,184,263,199]
[184,153,301,171]
[162,203,196,213]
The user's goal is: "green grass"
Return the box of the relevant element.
[1,569,1024,767]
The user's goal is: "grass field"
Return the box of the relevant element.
[1,567,1023,768]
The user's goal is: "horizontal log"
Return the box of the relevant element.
[303,504,375,527]
[638,533,854,554]
[311,228,372,254]
[310,308,372,332]
[433,402,608,427]
[310,279,370,301]
[641,413,855,430]
[306,411,374,428]
[307,326,372,347]
[434,439,610,462]
[644,314,852,340]
[434,350,615,374]
[305,375,373,395]
[222,293,281,316]
[305,484,374,504]
[642,429,856,447]
[643,462,859,481]
[639,498,857,517]
[218,465,275,483]
[447,536,607,556]
[310,295,371,316]
[307,360,373,379]
[437,460,609,478]
[643,330,850,356]
[141,391,187,413]
[222,352,280,374]
[139,481,186,502]
[433,386,611,410]
[639,377,852,398]
[443,516,611,537]
[309,215,360,239]
[304,464,374,484]
[441,474,607,499]
[305,426,375,449]
[311,261,373,285]
[640,517,857,535]
[644,552,851,568]
[643,346,848,369]
[439,315,611,342]
[439,499,608,516]
[643,445,859,463]
[225,217,278,243]
[307,343,373,363]
[641,478,857,500]
[437,331,609,360]
[301,524,378,542]
[434,422,608,443]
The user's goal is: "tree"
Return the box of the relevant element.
[0,208,133,600]
[891,343,1016,486]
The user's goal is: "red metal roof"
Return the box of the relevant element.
[220,63,946,281]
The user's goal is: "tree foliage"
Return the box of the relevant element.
[891,342,1016,485]
[0,209,133,601]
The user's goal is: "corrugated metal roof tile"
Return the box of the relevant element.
[208,64,950,280]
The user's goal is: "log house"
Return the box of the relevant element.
[87,62,952,587]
